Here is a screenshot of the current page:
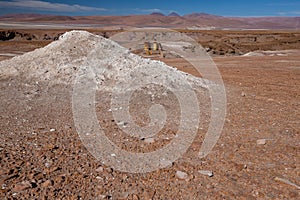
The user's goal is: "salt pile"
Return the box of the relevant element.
[242,52,265,57]
[0,30,210,91]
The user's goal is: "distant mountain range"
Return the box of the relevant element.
[0,13,299,29]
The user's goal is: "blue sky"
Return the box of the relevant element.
[0,0,300,17]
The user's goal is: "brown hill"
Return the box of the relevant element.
[0,13,299,29]
[168,12,180,17]
[150,12,165,16]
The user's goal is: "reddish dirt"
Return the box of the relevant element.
[0,30,299,199]
[1,29,299,58]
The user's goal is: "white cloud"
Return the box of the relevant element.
[134,8,162,13]
[278,11,300,16]
[0,0,107,12]
[289,11,300,15]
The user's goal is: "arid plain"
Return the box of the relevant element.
[0,15,300,199]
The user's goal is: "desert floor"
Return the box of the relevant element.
[0,29,299,199]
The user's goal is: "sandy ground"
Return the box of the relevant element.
[0,31,299,199]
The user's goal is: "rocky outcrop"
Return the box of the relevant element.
[0,31,16,41]
[0,30,37,41]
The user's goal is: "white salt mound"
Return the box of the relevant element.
[242,52,265,57]
[0,30,211,91]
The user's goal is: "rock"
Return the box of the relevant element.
[13,181,31,192]
[98,194,107,199]
[96,166,104,173]
[41,180,52,188]
[132,194,139,200]
[198,170,214,177]
[116,121,124,126]
[45,162,52,168]
[241,92,246,97]
[176,170,188,179]
[234,163,247,171]
[1,184,7,189]
[274,177,300,190]
[50,128,56,132]
[116,121,128,127]
[143,137,155,144]
[257,139,266,145]
[242,52,265,57]
[118,192,129,199]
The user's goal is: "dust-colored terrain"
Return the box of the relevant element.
[1,13,300,29]
[1,29,300,59]
[0,27,299,200]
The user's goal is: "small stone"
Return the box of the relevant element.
[117,121,124,126]
[41,180,52,188]
[144,137,155,144]
[257,139,266,145]
[96,167,104,173]
[98,194,107,199]
[13,181,31,192]
[199,170,214,177]
[132,194,139,200]
[234,163,247,171]
[241,92,246,97]
[118,192,129,199]
[2,184,7,189]
[45,162,52,168]
[176,171,188,179]
[275,177,300,190]
[50,128,56,132]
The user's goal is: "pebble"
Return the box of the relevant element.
[132,194,139,200]
[257,139,266,145]
[275,177,300,189]
[50,128,56,132]
[118,192,129,199]
[143,137,155,144]
[41,180,52,188]
[116,121,125,126]
[176,171,188,179]
[99,194,107,199]
[241,92,246,97]
[198,170,214,177]
[45,162,52,168]
[96,166,104,173]
[13,181,31,192]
